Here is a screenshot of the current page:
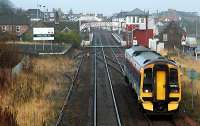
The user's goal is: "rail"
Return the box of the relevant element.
[109,44,124,74]
[55,55,84,126]
[100,39,122,126]
[94,41,97,126]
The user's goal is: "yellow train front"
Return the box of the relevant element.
[124,46,181,114]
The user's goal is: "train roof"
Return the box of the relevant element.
[126,46,177,67]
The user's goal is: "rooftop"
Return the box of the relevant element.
[0,15,30,25]
[126,8,147,16]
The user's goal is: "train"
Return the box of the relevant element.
[124,45,181,114]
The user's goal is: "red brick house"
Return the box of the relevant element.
[0,15,30,39]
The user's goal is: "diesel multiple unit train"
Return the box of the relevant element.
[124,46,181,114]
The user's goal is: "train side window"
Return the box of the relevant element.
[143,68,153,93]
[169,68,179,92]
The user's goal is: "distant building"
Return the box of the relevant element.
[158,21,186,49]
[156,9,198,23]
[112,11,127,23]
[46,12,56,22]
[0,15,30,37]
[123,8,155,47]
[125,8,149,30]
[97,13,104,19]
[27,9,44,22]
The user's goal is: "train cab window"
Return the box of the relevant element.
[169,68,179,93]
[143,68,153,93]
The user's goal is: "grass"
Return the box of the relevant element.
[168,51,200,124]
[0,55,77,126]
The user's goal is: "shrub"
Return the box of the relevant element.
[55,31,81,48]
[21,33,32,41]
[0,43,21,68]
[0,32,17,42]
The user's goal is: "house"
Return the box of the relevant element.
[112,11,127,23]
[27,9,44,22]
[0,15,30,38]
[156,9,198,23]
[123,8,155,47]
[158,21,186,49]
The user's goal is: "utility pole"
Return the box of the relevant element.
[43,6,46,22]
[196,16,198,39]
[36,0,38,20]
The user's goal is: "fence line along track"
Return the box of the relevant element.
[55,55,85,126]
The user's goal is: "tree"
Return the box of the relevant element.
[55,31,81,47]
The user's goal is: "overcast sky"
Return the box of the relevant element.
[10,0,200,16]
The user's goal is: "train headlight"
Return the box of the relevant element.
[171,89,179,93]
[144,89,151,93]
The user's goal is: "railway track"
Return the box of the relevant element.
[144,114,176,126]
[55,30,182,126]
[101,31,178,126]
[93,33,122,126]
[55,55,85,126]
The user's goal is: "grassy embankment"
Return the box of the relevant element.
[0,56,77,126]
[168,51,200,123]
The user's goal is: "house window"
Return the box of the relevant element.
[163,33,168,41]
[128,17,131,23]
[132,16,135,23]
[136,16,139,23]
[2,25,6,32]
[141,18,145,23]
[16,26,20,32]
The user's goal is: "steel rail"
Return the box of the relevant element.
[108,34,125,74]
[143,114,153,126]
[94,40,97,126]
[109,44,124,74]
[96,56,123,75]
[100,38,122,126]
[55,55,84,126]
[85,45,124,48]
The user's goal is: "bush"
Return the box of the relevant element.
[0,43,21,87]
[21,33,32,41]
[0,43,21,68]
[55,31,81,48]
[0,32,17,42]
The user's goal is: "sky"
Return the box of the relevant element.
[10,0,200,16]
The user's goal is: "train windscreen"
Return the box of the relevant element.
[169,68,179,93]
[143,68,153,93]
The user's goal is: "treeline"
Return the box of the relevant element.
[55,31,81,47]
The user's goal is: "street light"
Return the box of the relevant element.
[42,6,46,22]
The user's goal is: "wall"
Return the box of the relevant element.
[133,29,154,47]
[0,25,29,36]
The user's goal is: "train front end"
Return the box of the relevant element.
[140,61,181,114]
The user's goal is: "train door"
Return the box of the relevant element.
[156,71,166,100]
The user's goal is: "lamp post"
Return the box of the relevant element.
[42,5,46,22]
